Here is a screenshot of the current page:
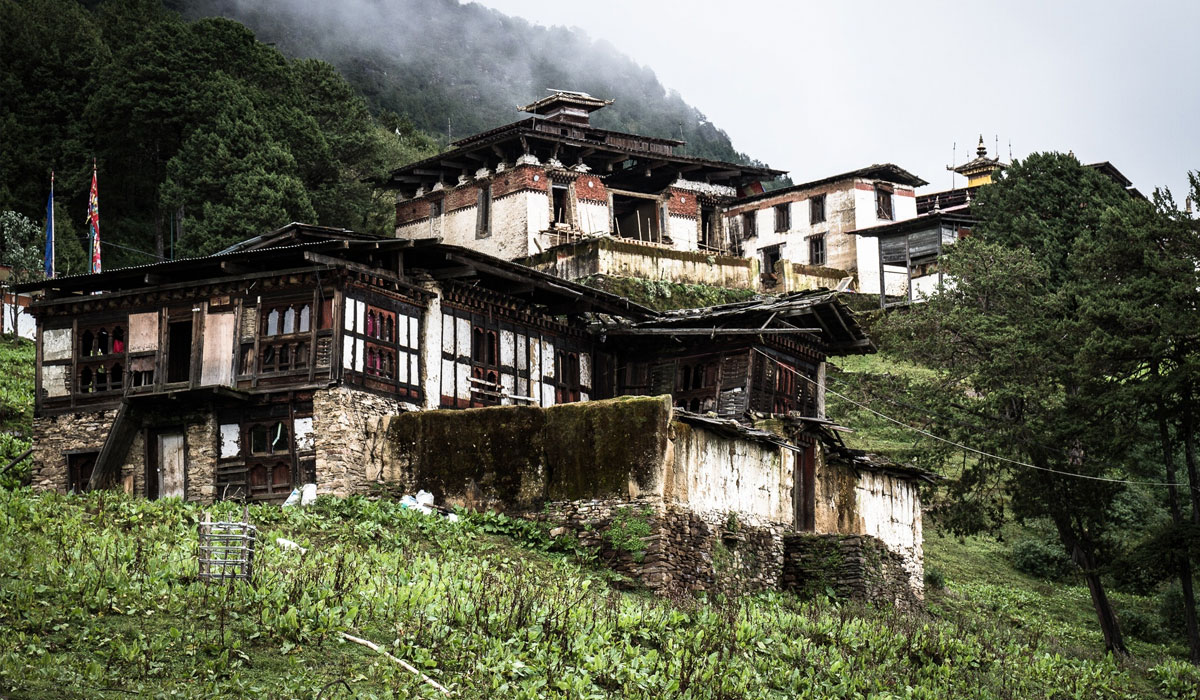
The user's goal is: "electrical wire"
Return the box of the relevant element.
[751,348,1188,488]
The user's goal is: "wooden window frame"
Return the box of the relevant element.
[742,211,757,238]
[476,185,492,239]
[875,185,894,221]
[75,320,128,399]
[343,295,423,402]
[810,194,826,225]
[774,203,790,232]
[809,235,826,266]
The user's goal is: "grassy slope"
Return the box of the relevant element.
[1,491,1193,699]
[0,328,1196,697]
[0,338,34,487]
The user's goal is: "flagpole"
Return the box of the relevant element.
[44,171,55,279]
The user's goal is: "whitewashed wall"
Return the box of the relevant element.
[664,424,797,528]
[855,471,923,593]
[1,294,35,340]
[577,200,610,236]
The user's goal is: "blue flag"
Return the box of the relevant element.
[43,174,54,279]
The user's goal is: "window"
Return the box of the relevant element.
[344,297,421,401]
[774,203,790,232]
[430,198,443,218]
[166,320,193,383]
[875,185,894,221]
[810,194,826,225]
[476,185,492,238]
[809,236,826,266]
[259,302,313,375]
[699,204,716,249]
[551,184,570,226]
[76,322,128,395]
[67,451,99,492]
[554,350,582,404]
[673,359,717,413]
[246,421,293,501]
[470,325,501,405]
[761,245,781,277]
[742,211,757,238]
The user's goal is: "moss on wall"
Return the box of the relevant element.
[381,396,672,509]
[543,396,669,500]
[578,274,758,311]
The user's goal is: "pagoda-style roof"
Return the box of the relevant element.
[519,90,613,117]
[950,136,1005,179]
[382,92,782,198]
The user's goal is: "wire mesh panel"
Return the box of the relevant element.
[198,508,257,582]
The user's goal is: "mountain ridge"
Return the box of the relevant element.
[166,0,763,166]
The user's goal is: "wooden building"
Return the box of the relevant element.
[17,224,869,505]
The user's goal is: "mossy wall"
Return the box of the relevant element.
[377,396,672,510]
[578,275,757,311]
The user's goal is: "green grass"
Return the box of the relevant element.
[926,529,1181,660]
[578,275,758,311]
[825,353,937,459]
[0,337,33,487]
[0,490,1195,699]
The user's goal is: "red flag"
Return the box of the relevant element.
[87,161,100,273]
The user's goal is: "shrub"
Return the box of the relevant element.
[1151,659,1200,700]
[1158,582,1199,637]
[1011,537,1075,581]
[605,506,653,562]
[1120,608,1166,644]
[924,565,946,592]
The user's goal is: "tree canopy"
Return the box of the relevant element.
[878,152,1193,655]
[0,0,439,268]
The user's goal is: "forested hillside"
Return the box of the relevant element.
[167,0,755,165]
[0,0,438,269]
[1,0,762,271]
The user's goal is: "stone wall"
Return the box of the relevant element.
[781,532,919,608]
[665,420,796,527]
[527,498,784,595]
[31,405,216,501]
[30,410,117,492]
[375,396,671,510]
[313,385,404,497]
[811,455,924,596]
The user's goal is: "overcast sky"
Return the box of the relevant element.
[477,0,1199,200]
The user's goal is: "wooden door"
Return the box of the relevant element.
[156,432,186,499]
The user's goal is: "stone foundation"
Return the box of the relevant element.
[31,406,218,502]
[527,498,785,595]
[782,532,920,607]
[314,386,405,497]
[30,410,117,492]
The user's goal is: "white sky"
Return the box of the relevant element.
[477,0,1199,199]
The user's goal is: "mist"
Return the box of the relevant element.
[170,0,757,165]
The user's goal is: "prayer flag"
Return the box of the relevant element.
[87,162,100,274]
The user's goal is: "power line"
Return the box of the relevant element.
[752,349,1187,488]
[100,240,166,260]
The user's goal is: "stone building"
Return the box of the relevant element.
[721,165,927,296]
[385,90,927,297]
[387,90,781,262]
[18,222,929,599]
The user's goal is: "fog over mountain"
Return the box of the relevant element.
[169,0,761,166]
